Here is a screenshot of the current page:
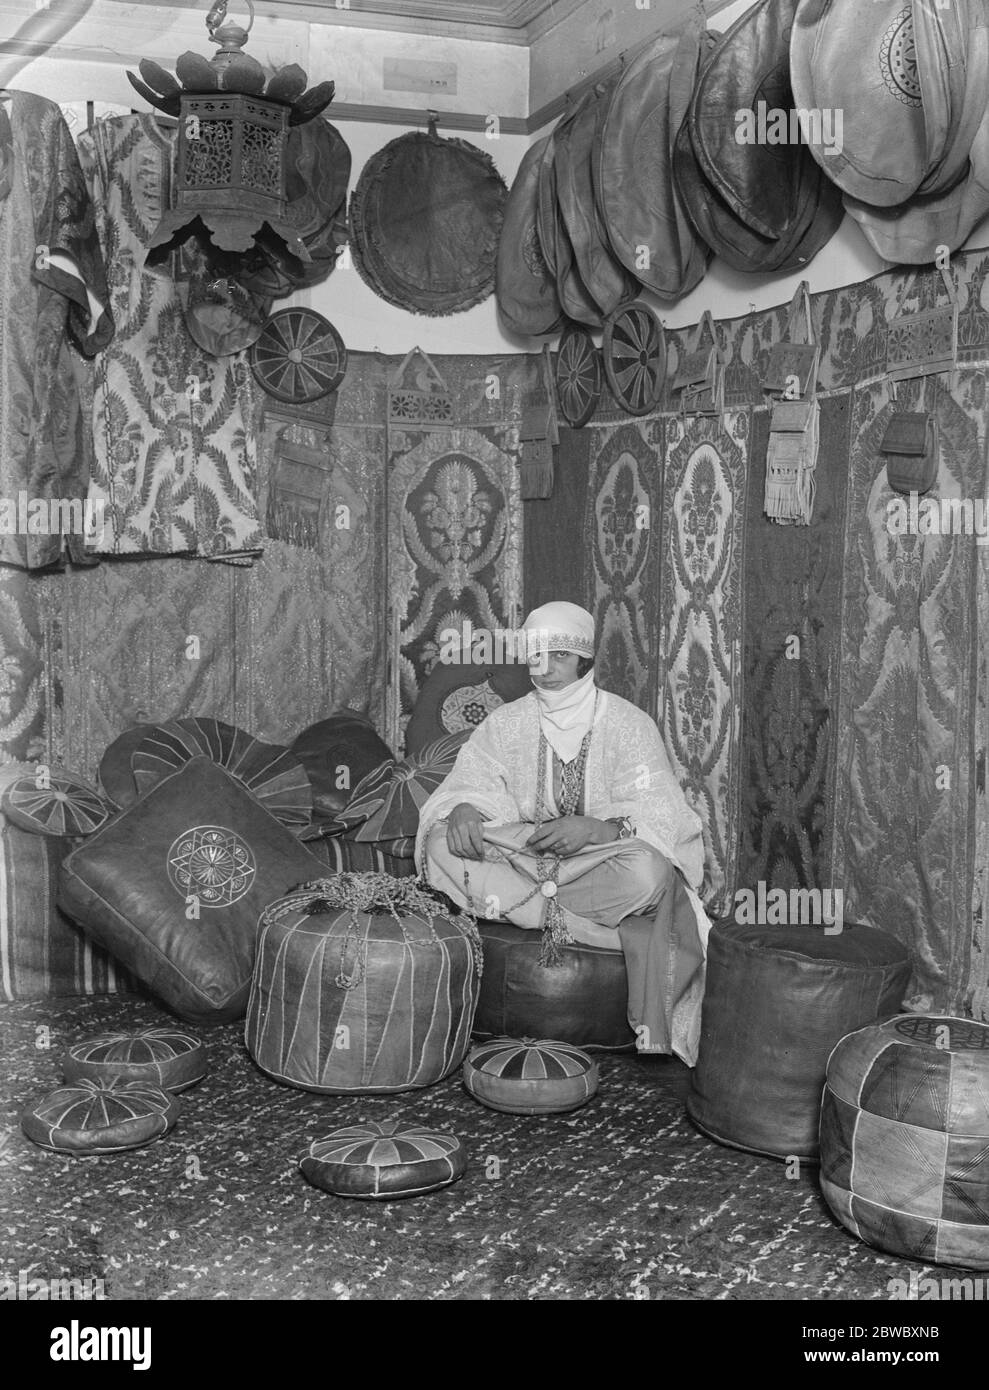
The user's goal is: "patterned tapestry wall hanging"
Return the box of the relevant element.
[584,420,665,715]
[659,411,748,918]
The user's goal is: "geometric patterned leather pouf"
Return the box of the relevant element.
[299,1121,467,1199]
[820,1015,989,1270]
[463,1037,599,1115]
[62,1027,207,1092]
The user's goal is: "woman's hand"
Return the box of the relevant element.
[525,815,617,857]
[446,802,488,861]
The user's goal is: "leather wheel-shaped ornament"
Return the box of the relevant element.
[602,301,666,416]
[250,307,347,404]
[555,324,601,428]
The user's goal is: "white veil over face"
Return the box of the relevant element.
[522,602,597,762]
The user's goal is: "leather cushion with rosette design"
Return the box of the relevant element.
[62,1026,207,1092]
[129,717,312,829]
[57,757,327,1024]
[1,768,116,838]
[300,1121,467,1199]
[320,731,471,845]
[21,1077,180,1154]
[463,1037,600,1115]
[291,710,394,821]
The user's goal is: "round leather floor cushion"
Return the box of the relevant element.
[98,724,161,809]
[1,768,115,838]
[21,1078,180,1154]
[300,1120,466,1199]
[463,1037,599,1115]
[62,1026,207,1092]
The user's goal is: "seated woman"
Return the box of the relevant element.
[415,601,712,1065]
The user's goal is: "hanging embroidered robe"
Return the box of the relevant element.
[76,115,262,563]
[0,91,112,570]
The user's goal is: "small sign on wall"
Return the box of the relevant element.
[383,57,458,96]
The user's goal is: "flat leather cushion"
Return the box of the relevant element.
[1,767,115,838]
[300,1120,467,1199]
[62,1026,207,1091]
[21,1078,180,1154]
[57,757,327,1024]
[686,919,912,1159]
[463,1037,599,1115]
[291,711,394,820]
[404,660,532,756]
[472,920,635,1052]
[332,731,471,842]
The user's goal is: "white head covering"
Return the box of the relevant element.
[521,602,597,762]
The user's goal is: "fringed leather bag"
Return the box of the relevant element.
[765,396,821,526]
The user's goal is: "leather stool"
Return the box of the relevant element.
[472,921,635,1052]
[686,918,911,1160]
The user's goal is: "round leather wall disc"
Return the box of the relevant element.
[602,302,666,416]
[251,307,347,403]
[496,135,565,337]
[349,128,508,316]
[555,324,602,428]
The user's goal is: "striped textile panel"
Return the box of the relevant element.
[300,1121,467,1198]
[0,772,134,1001]
[130,718,313,827]
[302,835,416,876]
[20,1078,180,1153]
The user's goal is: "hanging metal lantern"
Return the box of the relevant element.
[128,1,337,267]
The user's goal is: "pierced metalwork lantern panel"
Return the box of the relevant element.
[177,93,287,219]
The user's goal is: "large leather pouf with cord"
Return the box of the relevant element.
[463,1037,599,1115]
[300,1120,467,1200]
[472,921,635,1052]
[62,1026,207,1092]
[245,875,482,1093]
[686,918,911,1160]
[820,1015,989,1270]
[21,1078,180,1155]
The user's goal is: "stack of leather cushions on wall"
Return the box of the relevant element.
[2,713,470,1013]
[497,0,989,343]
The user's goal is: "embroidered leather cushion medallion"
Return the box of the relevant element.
[300,1120,467,1199]
[463,1037,599,1115]
[130,717,312,828]
[57,757,327,1023]
[404,659,531,756]
[21,1078,180,1154]
[820,1015,989,1270]
[62,1026,207,1092]
[1,768,115,838]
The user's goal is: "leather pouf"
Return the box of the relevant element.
[21,1078,180,1154]
[686,919,911,1160]
[463,1037,599,1115]
[245,881,482,1093]
[62,1026,207,1092]
[820,1014,989,1270]
[473,921,635,1052]
[300,1120,466,1199]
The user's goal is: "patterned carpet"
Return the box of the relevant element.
[0,995,973,1303]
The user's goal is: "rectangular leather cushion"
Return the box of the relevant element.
[57,757,327,1023]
